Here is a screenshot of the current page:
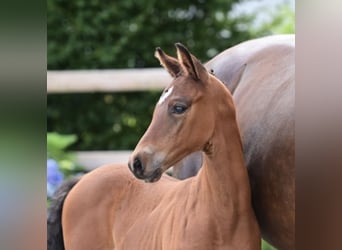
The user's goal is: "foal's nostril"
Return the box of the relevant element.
[133,157,143,174]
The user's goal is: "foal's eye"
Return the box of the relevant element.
[171,104,187,114]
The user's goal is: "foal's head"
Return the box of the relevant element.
[128,43,233,182]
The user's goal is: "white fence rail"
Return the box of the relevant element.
[48,69,168,169]
[74,151,132,171]
[47,68,171,93]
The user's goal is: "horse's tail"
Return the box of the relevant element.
[47,176,81,250]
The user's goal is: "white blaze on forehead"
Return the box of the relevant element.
[158,86,174,105]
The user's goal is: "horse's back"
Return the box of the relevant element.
[206,34,294,94]
[206,35,295,249]
[61,164,132,250]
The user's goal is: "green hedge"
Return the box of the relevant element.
[47,92,160,150]
[48,0,253,69]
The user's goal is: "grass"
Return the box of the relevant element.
[262,239,277,250]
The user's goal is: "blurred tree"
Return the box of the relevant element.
[48,92,160,150]
[47,0,294,151]
[260,4,295,34]
[48,0,253,69]
[230,0,295,37]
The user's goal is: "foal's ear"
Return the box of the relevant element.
[175,43,208,81]
[155,47,181,78]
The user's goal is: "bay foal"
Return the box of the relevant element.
[60,44,260,250]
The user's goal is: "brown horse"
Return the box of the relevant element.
[173,35,295,249]
[49,44,261,250]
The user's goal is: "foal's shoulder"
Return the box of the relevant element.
[86,163,132,181]
[72,163,134,199]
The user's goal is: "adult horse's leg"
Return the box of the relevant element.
[47,177,81,250]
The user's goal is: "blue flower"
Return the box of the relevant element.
[47,182,56,198]
[47,159,64,197]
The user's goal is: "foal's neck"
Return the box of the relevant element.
[197,93,251,212]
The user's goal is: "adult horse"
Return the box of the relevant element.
[173,35,295,250]
[48,44,260,249]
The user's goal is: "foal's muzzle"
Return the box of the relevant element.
[131,157,144,177]
[128,156,163,183]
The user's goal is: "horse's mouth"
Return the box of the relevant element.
[143,168,162,183]
[129,164,163,183]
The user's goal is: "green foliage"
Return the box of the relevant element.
[47,132,85,176]
[267,5,295,34]
[262,240,277,250]
[48,92,160,150]
[47,132,77,159]
[48,0,253,70]
[250,4,295,36]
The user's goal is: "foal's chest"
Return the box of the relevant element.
[115,200,225,250]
